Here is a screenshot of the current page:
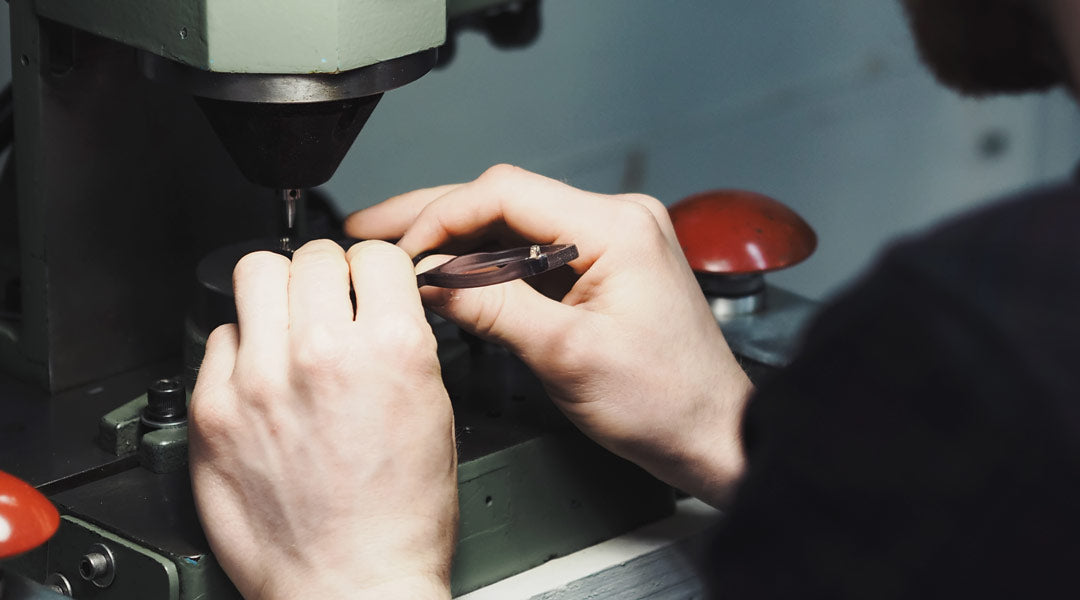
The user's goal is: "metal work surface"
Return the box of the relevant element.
[46,418,671,597]
[453,430,672,595]
[51,470,207,561]
[718,285,818,368]
[47,518,180,600]
[1,321,673,598]
[459,498,722,600]
[0,364,178,493]
[445,332,676,594]
[34,0,445,74]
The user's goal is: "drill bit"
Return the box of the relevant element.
[278,188,302,253]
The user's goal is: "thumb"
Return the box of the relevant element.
[416,255,577,362]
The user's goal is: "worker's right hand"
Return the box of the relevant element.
[346,165,754,506]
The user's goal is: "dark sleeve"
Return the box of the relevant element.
[706,222,1080,599]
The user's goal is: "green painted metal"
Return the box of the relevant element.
[49,517,180,600]
[29,427,670,598]
[140,427,189,474]
[100,394,190,473]
[34,0,446,74]
[452,431,675,595]
[174,552,242,600]
[33,0,207,71]
[99,395,147,456]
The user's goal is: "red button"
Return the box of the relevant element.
[669,190,816,274]
[0,470,59,559]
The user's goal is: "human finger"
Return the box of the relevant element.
[347,240,426,323]
[233,251,290,357]
[397,164,621,266]
[196,323,240,385]
[344,184,463,241]
[189,324,240,444]
[416,254,577,361]
[288,240,354,331]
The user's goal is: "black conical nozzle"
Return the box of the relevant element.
[195,94,382,189]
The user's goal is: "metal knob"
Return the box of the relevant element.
[143,377,187,427]
[0,470,60,560]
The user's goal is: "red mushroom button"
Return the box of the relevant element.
[0,470,60,559]
[669,190,816,275]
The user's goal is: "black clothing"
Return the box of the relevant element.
[711,181,1080,598]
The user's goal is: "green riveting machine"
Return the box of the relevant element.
[0,1,673,598]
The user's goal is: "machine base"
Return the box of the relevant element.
[1,324,674,598]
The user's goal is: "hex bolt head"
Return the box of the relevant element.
[144,377,187,426]
[78,543,116,588]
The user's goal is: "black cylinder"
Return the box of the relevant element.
[146,377,187,424]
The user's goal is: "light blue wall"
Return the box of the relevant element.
[4,1,1077,299]
[328,0,1080,299]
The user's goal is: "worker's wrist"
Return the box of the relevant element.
[264,573,451,600]
[352,575,452,600]
[659,363,752,508]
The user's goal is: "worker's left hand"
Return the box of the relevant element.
[188,240,456,600]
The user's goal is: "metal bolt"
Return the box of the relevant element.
[44,572,73,596]
[143,377,187,427]
[80,553,106,577]
[78,543,116,588]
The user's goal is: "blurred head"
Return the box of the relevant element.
[901,0,1067,95]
